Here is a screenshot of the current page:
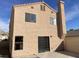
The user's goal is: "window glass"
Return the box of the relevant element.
[25,13,36,23]
[40,5,45,11]
[15,36,23,50]
[50,17,56,25]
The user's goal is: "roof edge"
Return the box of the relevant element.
[13,1,57,13]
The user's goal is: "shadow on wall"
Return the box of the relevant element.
[56,51,79,58]
[55,41,79,58]
[0,39,9,58]
[55,41,64,51]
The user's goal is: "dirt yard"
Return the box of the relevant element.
[24,51,79,58]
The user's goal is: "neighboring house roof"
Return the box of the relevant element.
[13,2,57,13]
[66,30,79,37]
[0,31,8,40]
[0,30,9,39]
[0,35,8,40]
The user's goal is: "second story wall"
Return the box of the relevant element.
[13,2,58,36]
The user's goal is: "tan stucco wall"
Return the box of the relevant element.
[59,2,66,35]
[64,36,79,54]
[56,1,66,39]
[9,2,65,57]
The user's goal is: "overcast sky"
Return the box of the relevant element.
[0,0,79,32]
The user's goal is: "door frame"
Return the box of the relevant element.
[38,36,50,53]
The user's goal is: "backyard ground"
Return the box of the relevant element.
[0,49,79,58]
[0,40,79,58]
[24,51,79,58]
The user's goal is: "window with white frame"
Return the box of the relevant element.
[50,17,56,25]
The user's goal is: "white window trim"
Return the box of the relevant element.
[50,17,56,25]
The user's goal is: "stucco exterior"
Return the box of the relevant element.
[57,1,66,39]
[9,1,66,58]
[64,30,79,54]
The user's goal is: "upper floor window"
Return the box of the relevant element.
[25,13,36,23]
[40,5,45,11]
[50,17,56,25]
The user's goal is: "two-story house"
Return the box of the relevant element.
[9,0,66,57]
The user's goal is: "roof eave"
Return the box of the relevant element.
[13,1,57,13]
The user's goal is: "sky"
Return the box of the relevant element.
[0,0,79,32]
